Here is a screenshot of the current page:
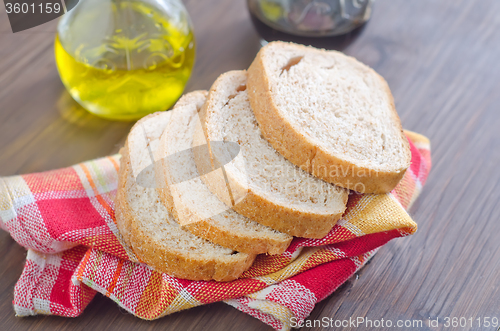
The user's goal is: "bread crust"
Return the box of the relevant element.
[156,91,292,254]
[247,42,411,194]
[115,113,256,282]
[197,72,348,238]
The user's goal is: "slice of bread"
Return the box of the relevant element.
[195,71,349,239]
[156,91,292,255]
[115,112,255,282]
[247,41,411,194]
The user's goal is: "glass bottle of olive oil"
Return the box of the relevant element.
[55,0,195,120]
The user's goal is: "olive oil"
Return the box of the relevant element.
[55,0,195,120]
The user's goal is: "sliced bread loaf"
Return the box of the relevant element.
[247,41,411,194]
[115,112,255,282]
[195,71,349,238]
[156,91,292,255]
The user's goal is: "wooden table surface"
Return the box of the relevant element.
[1,0,500,330]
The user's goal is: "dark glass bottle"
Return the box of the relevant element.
[247,0,372,50]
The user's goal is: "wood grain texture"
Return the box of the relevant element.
[1,0,500,330]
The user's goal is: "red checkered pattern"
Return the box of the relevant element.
[0,131,431,331]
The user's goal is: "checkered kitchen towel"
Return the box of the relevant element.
[0,130,431,331]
